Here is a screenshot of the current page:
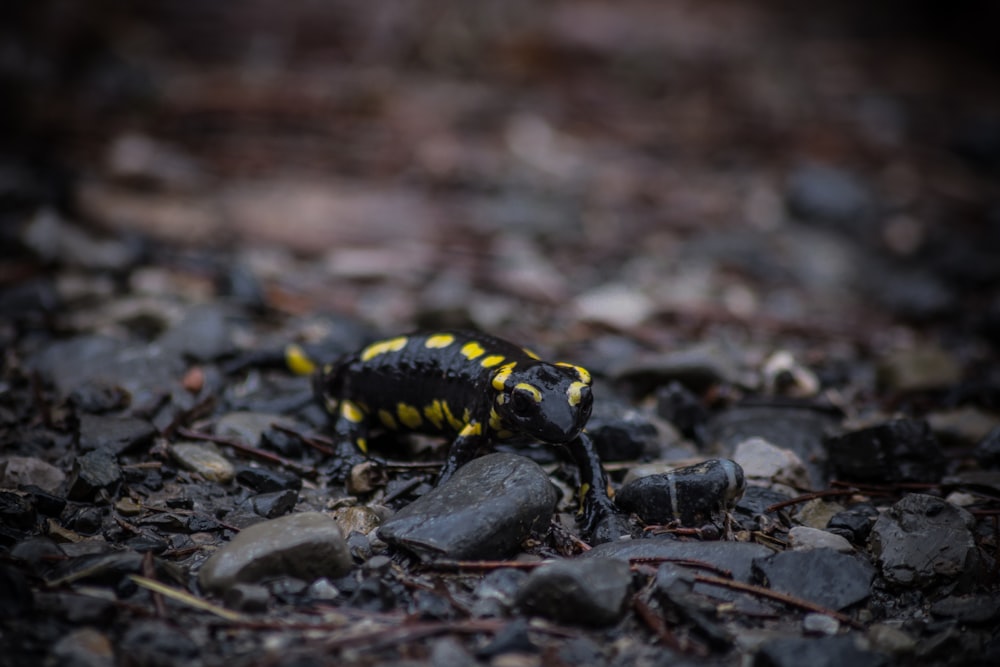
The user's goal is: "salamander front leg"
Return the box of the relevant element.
[437,422,487,484]
[326,407,372,480]
[567,432,632,544]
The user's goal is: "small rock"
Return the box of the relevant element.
[877,344,962,393]
[114,497,143,517]
[48,627,115,667]
[170,442,235,483]
[733,437,811,491]
[77,413,157,455]
[0,491,37,530]
[251,489,298,518]
[786,162,874,228]
[825,419,945,483]
[235,466,302,493]
[307,578,340,601]
[0,456,66,493]
[224,583,270,613]
[615,459,745,526]
[826,503,879,545]
[215,412,293,447]
[974,426,1000,469]
[929,594,1000,625]
[788,526,854,552]
[655,381,710,444]
[117,621,199,667]
[755,635,887,667]
[68,380,130,413]
[379,453,558,561]
[472,568,528,618]
[868,494,976,588]
[762,350,820,397]
[515,557,631,626]
[793,498,844,530]
[584,538,771,587]
[586,407,662,462]
[613,341,747,394]
[926,406,999,446]
[157,304,235,362]
[803,613,841,635]
[66,449,122,501]
[753,548,875,609]
[574,283,654,329]
[867,623,917,655]
[198,512,351,593]
[332,505,381,536]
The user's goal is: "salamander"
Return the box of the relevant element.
[310,330,628,543]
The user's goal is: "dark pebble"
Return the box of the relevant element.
[260,427,304,458]
[654,563,732,649]
[752,548,875,610]
[475,618,536,658]
[66,506,105,534]
[515,557,631,626]
[587,407,662,461]
[974,426,1000,469]
[224,583,270,613]
[733,485,792,531]
[67,449,122,502]
[236,466,303,493]
[868,493,976,588]
[0,491,37,530]
[655,381,710,444]
[615,459,745,526]
[118,620,199,667]
[755,635,887,667]
[930,594,1000,625]
[825,418,945,483]
[46,551,143,587]
[21,484,67,516]
[785,162,874,229]
[49,628,114,667]
[69,380,130,413]
[379,453,558,561]
[157,304,235,362]
[77,413,156,455]
[471,568,528,618]
[826,503,879,545]
[251,489,298,518]
[186,514,220,532]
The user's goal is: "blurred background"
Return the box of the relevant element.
[3,0,1000,350]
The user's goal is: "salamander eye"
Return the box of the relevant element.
[509,390,534,414]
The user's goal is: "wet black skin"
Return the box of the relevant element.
[315,330,628,543]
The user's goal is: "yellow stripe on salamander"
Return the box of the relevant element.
[460,341,485,360]
[397,403,422,429]
[424,333,455,349]
[361,336,408,362]
[285,344,317,375]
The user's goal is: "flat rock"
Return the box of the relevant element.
[733,437,810,491]
[0,456,66,492]
[515,557,631,626]
[825,419,945,483]
[868,494,976,588]
[787,526,853,552]
[170,442,235,483]
[198,512,351,593]
[66,449,122,501]
[379,453,558,561]
[755,635,887,667]
[753,548,874,610]
[77,413,157,455]
[583,538,771,585]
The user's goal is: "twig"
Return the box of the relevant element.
[129,575,248,622]
[176,427,316,478]
[628,557,733,578]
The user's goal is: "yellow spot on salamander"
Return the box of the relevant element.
[341,400,365,423]
[361,336,408,362]
[489,408,503,431]
[441,401,464,432]
[513,382,543,402]
[491,361,517,391]
[397,403,422,429]
[460,341,485,359]
[567,381,588,406]
[356,437,368,454]
[522,347,541,360]
[556,362,591,384]
[285,344,316,375]
[423,400,445,429]
[577,482,591,513]
[481,355,505,368]
[378,409,397,430]
[458,422,482,438]
[425,333,455,349]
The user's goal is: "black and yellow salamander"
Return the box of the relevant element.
[307,330,629,543]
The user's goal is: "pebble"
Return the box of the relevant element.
[77,413,157,455]
[215,412,293,447]
[68,380,130,413]
[655,381,710,445]
[755,635,887,667]
[929,594,1000,625]
[332,505,382,536]
[926,406,999,446]
[753,548,874,609]
[573,283,654,329]
[877,343,962,393]
[117,620,199,667]
[612,341,747,394]
[170,442,235,483]
[157,304,235,362]
[198,512,352,593]
[785,162,874,228]
[787,526,853,552]
[224,583,270,612]
[733,437,811,491]
[584,538,771,587]
[802,612,841,635]
[472,568,528,618]
[974,426,1000,468]
[825,418,945,483]
[0,456,66,493]
[48,627,115,667]
[250,490,298,518]
[66,449,122,501]
[867,623,917,655]
[515,557,631,627]
[379,453,558,561]
[826,503,879,545]
[235,466,302,493]
[586,407,663,462]
[615,458,745,526]
[868,493,976,588]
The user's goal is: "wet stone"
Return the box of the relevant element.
[586,406,662,461]
[787,526,853,552]
[584,538,771,586]
[169,442,235,483]
[49,627,114,667]
[616,458,745,526]
[929,594,1000,625]
[332,505,381,536]
[118,621,199,667]
[826,503,879,545]
[66,449,122,501]
[198,512,352,593]
[868,493,976,588]
[235,465,302,493]
[22,485,65,517]
[224,582,270,612]
[69,380,130,414]
[877,343,962,393]
[752,548,875,610]
[825,418,945,483]
[785,162,874,229]
[974,426,1000,468]
[754,635,887,667]
[733,437,811,491]
[655,381,710,444]
[215,412,293,447]
[0,456,66,492]
[378,453,558,561]
[515,557,631,627]
[0,491,37,530]
[77,413,156,455]
[472,568,528,618]
[251,489,298,518]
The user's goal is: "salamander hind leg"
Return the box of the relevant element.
[567,432,633,544]
[437,422,488,484]
[326,400,373,481]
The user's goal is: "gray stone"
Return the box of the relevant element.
[753,548,875,610]
[224,583,270,612]
[379,453,558,561]
[117,620,200,667]
[515,557,631,626]
[77,413,156,455]
[755,635,887,667]
[215,412,293,447]
[66,449,122,501]
[198,512,351,593]
[868,494,976,588]
[48,628,114,667]
[788,526,854,552]
[170,442,234,483]
[0,456,66,493]
[583,537,771,584]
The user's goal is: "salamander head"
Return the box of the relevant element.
[492,361,593,443]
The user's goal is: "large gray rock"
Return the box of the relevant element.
[198,512,351,593]
[515,557,631,626]
[379,453,558,561]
